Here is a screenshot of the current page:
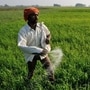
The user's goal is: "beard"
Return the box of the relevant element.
[31,19,38,24]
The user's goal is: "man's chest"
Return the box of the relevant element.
[26,28,42,45]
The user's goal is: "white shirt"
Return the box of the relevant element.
[18,22,51,63]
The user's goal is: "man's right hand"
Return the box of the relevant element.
[39,49,48,56]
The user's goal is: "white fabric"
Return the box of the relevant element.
[18,22,51,63]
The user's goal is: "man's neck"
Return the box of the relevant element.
[28,22,37,30]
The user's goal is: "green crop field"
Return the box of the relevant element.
[0,7,90,90]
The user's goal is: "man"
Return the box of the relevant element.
[18,7,54,84]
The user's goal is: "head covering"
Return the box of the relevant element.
[24,7,39,21]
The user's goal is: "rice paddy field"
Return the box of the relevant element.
[0,7,90,90]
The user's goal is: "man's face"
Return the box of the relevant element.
[28,13,38,24]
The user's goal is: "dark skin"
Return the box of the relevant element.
[27,13,51,55]
[27,13,38,30]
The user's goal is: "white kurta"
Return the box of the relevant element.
[18,22,51,63]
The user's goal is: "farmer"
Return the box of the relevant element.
[18,7,55,84]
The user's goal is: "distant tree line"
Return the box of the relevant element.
[0,3,89,7]
[53,3,88,7]
[53,4,61,7]
[75,3,86,7]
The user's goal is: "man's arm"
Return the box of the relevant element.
[18,32,48,56]
[45,34,51,44]
[18,32,43,54]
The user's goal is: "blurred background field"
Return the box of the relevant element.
[0,7,90,90]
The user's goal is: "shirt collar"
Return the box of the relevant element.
[26,23,40,30]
